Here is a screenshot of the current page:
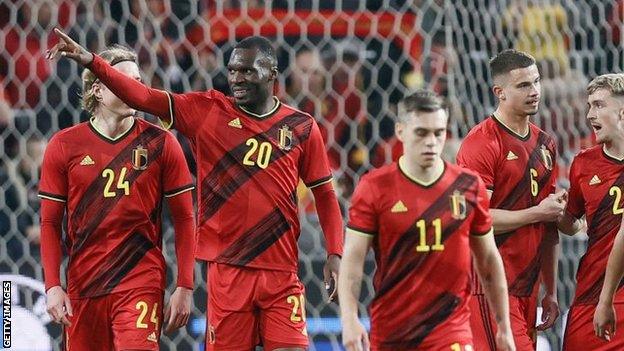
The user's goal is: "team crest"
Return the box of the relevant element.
[540,145,553,170]
[132,145,148,170]
[278,124,293,151]
[449,190,466,220]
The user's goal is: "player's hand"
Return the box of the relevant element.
[594,301,616,341]
[164,287,192,334]
[342,318,370,351]
[46,285,73,326]
[495,327,516,351]
[324,254,341,303]
[536,294,559,331]
[536,190,567,222]
[46,28,93,66]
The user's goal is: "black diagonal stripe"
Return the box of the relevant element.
[499,132,551,209]
[586,174,624,249]
[507,233,549,296]
[199,113,312,225]
[494,230,515,247]
[381,293,460,349]
[71,127,166,253]
[374,173,477,300]
[216,208,291,266]
[576,273,624,304]
[80,232,155,297]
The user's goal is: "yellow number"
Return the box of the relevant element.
[102,169,116,198]
[286,294,306,323]
[450,343,473,351]
[135,300,158,329]
[242,138,273,169]
[610,186,624,215]
[243,138,258,166]
[416,218,444,252]
[431,218,444,251]
[529,168,539,197]
[102,167,130,198]
[150,302,159,330]
[136,301,149,328]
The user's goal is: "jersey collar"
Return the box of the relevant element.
[237,96,281,120]
[491,113,530,141]
[602,145,624,164]
[398,156,446,188]
[89,117,136,144]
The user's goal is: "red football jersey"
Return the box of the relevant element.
[38,118,193,298]
[567,145,624,305]
[347,160,492,349]
[457,115,558,297]
[165,91,333,272]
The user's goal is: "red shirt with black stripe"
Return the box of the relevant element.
[457,115,558,297]
[38,118,193,298]
[567,145,624,305]
[167,91,334,271]
[347,160,493,349]
[86,54,343,273]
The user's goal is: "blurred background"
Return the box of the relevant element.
[0,0,621,350]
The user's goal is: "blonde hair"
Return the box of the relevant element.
[81,44,137,115]
[587,73,624,97]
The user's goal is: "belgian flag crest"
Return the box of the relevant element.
[450,190,466,220]
[132,145,148,170]
[540,145,553,170]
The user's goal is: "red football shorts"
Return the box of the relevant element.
[470,294,537,351]
[64,288,163,351]
[205,263,308,351]
[563,303,624,351]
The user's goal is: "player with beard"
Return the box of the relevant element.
[47,29,343,350]
[456,49,564,350]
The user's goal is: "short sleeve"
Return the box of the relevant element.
[162,132,194,197]
[566,156,584,218]
[346,175,378,236]
[470,175,493,236]
[457,132,498,191]
[164,90,220,138]
[38,135,68,202]
[299,120,333,188]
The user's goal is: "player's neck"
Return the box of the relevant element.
[494,108,530,137]
[603,142,624,160]
[399,156,444,185]
[239,96,278,117]
[91,114,134,139]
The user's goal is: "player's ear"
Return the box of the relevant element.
[269,66,278,81]
[92,82,102,101]
[492,85,505,101]
[395,121,404,142]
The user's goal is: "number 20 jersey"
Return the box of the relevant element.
[38,118,193,298]
[457,115,558,297]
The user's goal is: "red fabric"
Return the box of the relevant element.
[567,145,624,305]
[89,53,336,273]
[167,190,196,289]
[563,303,624,351]
[205,263,308,350]
[39,198,65,291]
[310,181,343,257]
[66,288,163,350]
[470,294,537,351]
[457,116,558,297]
[87,55,171,118]
[347,161,491,348]
[38,119,193,298]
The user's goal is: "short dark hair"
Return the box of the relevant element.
[397,89,444,122]
[489,49,536,80]
[235,36,277,67]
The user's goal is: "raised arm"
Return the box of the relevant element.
[47,28,171,122]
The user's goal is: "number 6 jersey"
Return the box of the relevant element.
[456,115,558,297]
[38,118,193,298]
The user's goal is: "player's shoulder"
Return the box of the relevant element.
[528,121,557,143]
[463,116,500,142]
[446,162,481,182]
[47,121,90,143]
[360,163,399,185]
[279,100,316,121]
[572,144,602,163]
